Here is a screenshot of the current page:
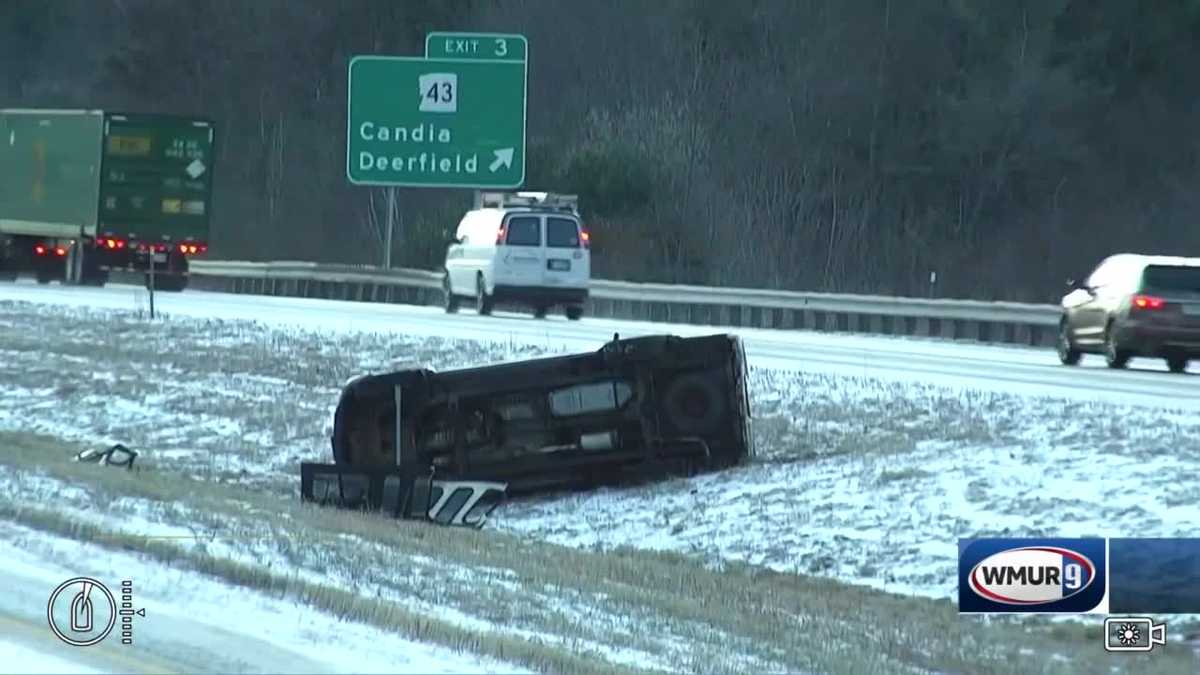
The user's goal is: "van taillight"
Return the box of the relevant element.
[1132,294,1165,310]
[580,230,591,249]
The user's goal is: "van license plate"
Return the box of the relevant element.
[547,259,570,271]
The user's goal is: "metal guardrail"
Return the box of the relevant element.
[187,260,1061,346]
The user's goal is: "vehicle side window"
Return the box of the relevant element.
[504,216,541,246]
[546,217,580,248]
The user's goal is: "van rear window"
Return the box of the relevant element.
[1142,265,1200,293]
[504,217,540,246]
[546,217,581,248]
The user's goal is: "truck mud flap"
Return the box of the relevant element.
[300,462,506,528]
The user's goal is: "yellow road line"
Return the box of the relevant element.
[0,611,179,675]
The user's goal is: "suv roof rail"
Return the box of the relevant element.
[474,190,579,214]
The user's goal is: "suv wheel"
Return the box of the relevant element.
[475,274,494,316]
[442,273,459,313]
[1057,319,1081,366]
[1167,356,1188,373]
[565,306,584,321]
[1104,323,1131,369]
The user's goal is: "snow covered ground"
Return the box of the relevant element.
[0,520,522,674]
[2,297,1198,604]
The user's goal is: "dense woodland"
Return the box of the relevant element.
[5,1,1200,300]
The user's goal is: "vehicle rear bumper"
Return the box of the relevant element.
[1120,322,1200,356]
[492,284,588,306]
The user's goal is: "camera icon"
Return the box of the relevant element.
[1104,617,1166,652]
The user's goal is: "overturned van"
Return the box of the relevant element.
[300,333,754,526]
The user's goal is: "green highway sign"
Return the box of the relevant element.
[425,32,528,62]
[346,50,527,188]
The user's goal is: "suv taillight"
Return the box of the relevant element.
[1132,294,1165,310]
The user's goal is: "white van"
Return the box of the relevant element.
[443,191,590,320]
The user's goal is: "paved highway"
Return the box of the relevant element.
[1,280,1195,410]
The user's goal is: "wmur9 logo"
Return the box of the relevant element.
[959,538,1108,613]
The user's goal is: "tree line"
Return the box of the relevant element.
[5,0,1200,300]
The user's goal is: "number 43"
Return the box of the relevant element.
[418,73,457,113]
[425,81,453,104]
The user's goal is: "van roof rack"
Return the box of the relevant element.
[474,191,579,214]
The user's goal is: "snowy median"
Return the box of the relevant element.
[2,299,1198,603]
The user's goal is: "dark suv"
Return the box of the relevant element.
[1058,254,1200,372]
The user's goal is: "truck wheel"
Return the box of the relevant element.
[81,267,108,287]
[565,306,584,321]
[662,371,727,437]
[145,273,186,292]
[475,274,493,316]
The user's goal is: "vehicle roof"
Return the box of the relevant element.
[1101,253,1200,268]
[468,206,580,217]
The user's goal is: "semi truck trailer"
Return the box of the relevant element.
[0,109,215,290]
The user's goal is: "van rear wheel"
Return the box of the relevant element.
[442,273,459,313]
[475,274,494,316]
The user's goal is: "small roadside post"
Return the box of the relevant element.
[147,252,156,319]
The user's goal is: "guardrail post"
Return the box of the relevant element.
[712,305,726,326]
[961,320,980,342]
[801,310,816,329]
[915,316,931,337]
[940,318,956,340]
[846,314,860,332]
[779,309,795,330]
[868,315,883,335]
[823,312,837,332]
[1015,323,1033,346]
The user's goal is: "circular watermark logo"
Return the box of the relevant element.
[47,577,116,647]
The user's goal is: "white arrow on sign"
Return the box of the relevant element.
[186,159,207,179]
[488,148,514,173]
